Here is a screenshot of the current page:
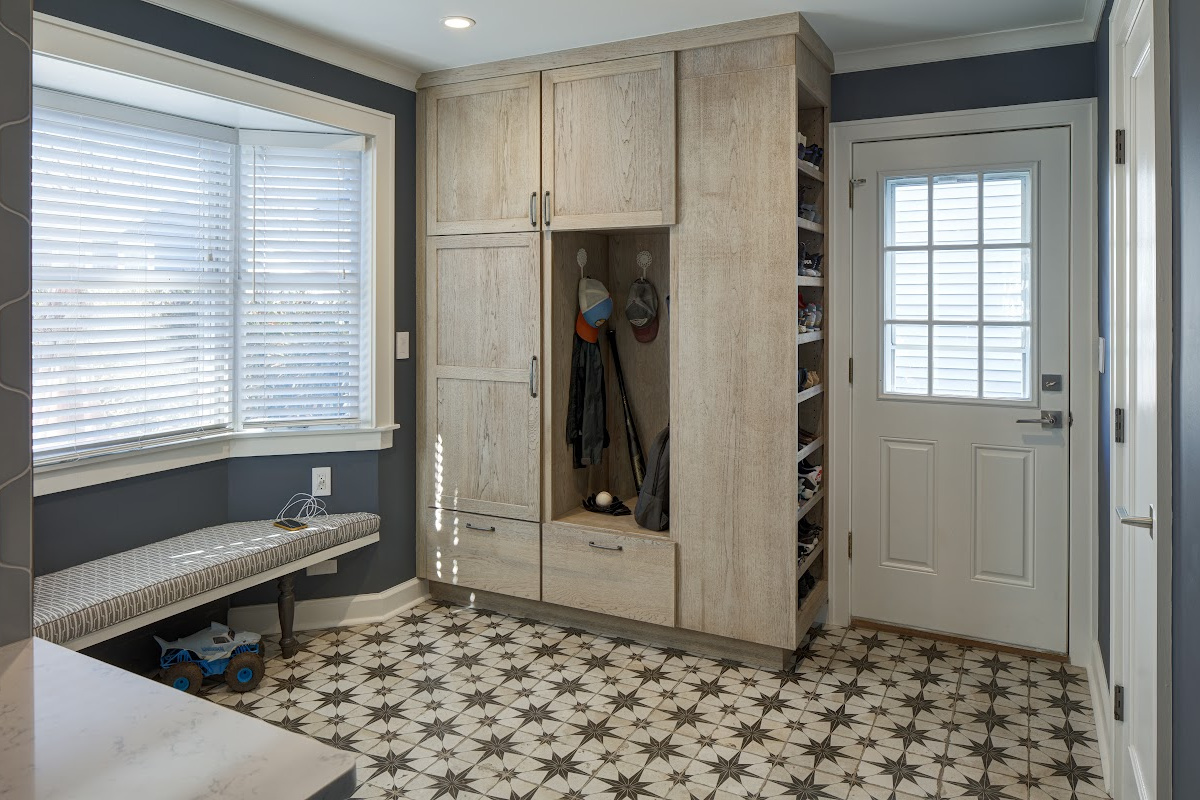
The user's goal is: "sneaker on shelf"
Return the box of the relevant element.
[801,370,821,391]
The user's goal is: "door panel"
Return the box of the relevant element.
[542,54,676,230]
[425,234,541,521]
[851,128,1071,653]
[425,74,541,235]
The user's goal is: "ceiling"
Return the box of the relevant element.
[144,0,1105,87]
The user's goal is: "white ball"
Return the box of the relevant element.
[595,491,614,508]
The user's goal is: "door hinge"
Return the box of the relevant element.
[1114,684,1125,721]
[1116,129,1127,165]
[1115,408,1125,443]
[849,178,866,208]
[849,357,854,384]
[848,532,853,560]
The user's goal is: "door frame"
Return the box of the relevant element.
[827,100,1099,663]
[1108,0,1174,796]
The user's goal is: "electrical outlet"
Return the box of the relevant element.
[312,466,331,497]
[396,331,410,360]
[306,559,337,576]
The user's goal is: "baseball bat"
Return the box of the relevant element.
[606,329,646,491]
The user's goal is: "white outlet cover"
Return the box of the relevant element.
[312,466,332,497]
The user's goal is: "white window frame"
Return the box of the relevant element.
[31,14,397,497]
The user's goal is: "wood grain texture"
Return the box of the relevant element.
[542,54,676,230]
[423,508,541,600]
[417,14,805,88]
[795,38,832,109]
[542,231,611,521]
[672,57,799,650]
[541,523,676,627]
[604,231,671,502]
[426,234,541,522]
[677,36,794,79]
[425,73,541,235]
[552,504,670,539]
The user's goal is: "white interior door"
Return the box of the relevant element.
[1111,0,1170,796]
[850,127,1072,653]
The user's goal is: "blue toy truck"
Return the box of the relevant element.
[156,622,265,695]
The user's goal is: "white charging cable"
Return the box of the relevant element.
[275,492,329,521]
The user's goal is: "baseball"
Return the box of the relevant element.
[595,491,614,508]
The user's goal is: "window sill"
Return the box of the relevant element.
[32,426,398,497]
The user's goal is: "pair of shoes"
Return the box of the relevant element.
[799,303,824,332]
[799,203,822,223]
[798,458,822,484]
[798,474,819,501]
[799,518,823,537]
[798,573,817,605]
[798,370,821,392]
[799,144,824,168]
[799,252,824,277]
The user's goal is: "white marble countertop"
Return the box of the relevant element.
[0,637,356,800]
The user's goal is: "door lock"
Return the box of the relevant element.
[1016,410,1063,429]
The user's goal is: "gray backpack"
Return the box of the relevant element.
[634,426,669,531]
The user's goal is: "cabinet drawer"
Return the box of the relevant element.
[541,524,675,627]
[422,509,540,600]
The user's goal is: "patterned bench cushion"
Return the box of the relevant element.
[33,513,380,645]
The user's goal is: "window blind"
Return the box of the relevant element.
[31,106,235,462]
[237,141,366,426]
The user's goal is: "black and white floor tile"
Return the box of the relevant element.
[200,601,1109,800]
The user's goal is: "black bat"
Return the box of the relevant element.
[606,329,646,491]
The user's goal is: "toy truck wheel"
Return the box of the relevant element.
[163,661,204,695]
[224,652,264,692]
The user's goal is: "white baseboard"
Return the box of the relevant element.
[1088,638,1114,794]
[228,577,429,634]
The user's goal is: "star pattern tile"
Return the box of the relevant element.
[198,600,1110,800]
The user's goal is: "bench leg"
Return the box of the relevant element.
[277,572,300,659]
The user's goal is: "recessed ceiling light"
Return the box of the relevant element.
[442,16,475,29]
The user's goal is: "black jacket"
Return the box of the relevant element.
[566,334,608,468]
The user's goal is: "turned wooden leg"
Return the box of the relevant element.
[277,571,300,659]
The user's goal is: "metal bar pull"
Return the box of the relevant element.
[465,523,496,532]
[1016,410,1063,429]
[1117,505,1154,532]
[529,192,538,227]
[588,541,623,552]
[544,191,552,226]
[529,355,538,398]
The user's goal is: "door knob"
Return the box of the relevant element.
[1016,410,1063,429]
[1117,505,1154,534]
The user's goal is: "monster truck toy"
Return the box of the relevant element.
[156,622,265,695]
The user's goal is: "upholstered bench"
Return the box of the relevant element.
[33,513,380,656]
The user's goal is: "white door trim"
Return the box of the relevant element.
[828,99,1099,665]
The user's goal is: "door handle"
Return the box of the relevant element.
[529,355,538,398]
[1016,410,1063,429]
[1117,505,1154,533]
[588,541,623,552]
[529,192,538,227]
[465,522,496,532]
[544,191,551,227]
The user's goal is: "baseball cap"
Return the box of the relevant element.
[626,278,659,343]
[578,278,613,328]
[575,311,599,343]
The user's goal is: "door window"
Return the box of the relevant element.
[882,169,1035,402]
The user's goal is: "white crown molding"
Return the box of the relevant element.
[834,0,1108,74]
[139,0,419,89]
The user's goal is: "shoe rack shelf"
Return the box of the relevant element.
[796,437,824,465]
[797,159,824,183]
[796,384,824,405]
[796,331,824,345]
[796,275,825,287]
[796,488,824,523]
[796,579,829,642]
[797,541,825,581]
[797,218,825,235]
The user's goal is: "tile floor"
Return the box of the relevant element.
[201,600,1108,800]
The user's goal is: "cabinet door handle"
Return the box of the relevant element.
[530,355,538,398]
[588,541,623,552]
[529,192,537,227]
[544,191,551,227]
[465,523,496,532]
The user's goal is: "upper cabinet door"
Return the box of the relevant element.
[425,74,542,235]
[425,234,542,521]
[541,54,676,231]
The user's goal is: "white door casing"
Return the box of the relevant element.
[1109,0,1174,796]
[850,128,1071,654]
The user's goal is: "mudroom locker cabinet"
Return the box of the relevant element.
[416,14,833,665]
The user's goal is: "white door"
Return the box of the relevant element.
[851,128,1072,653]
[1111,0,1170,795]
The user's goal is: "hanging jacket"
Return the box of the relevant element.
[566,333,609,468]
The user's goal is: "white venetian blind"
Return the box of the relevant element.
[30,104,235,462]
[237,135,366,426]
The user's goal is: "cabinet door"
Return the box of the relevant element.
[425,74,542,235]
[425,234,541,520]
[541,54,676,230]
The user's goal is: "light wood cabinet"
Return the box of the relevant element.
[423,234,542,521]
[422,508,541,600]
[541,54,676,230]
[425,74,542,235]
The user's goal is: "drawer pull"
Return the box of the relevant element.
[465,523,496,532]
[588,541,623,552]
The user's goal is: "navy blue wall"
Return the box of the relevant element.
[32,0,417,603]
[831,44,1097,122]
[1171,0,1199,795]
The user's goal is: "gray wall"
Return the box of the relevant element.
[0,0,32,647]
[32,0,417,604]
[831,43,1097,122]
[1171,0,1199,795]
